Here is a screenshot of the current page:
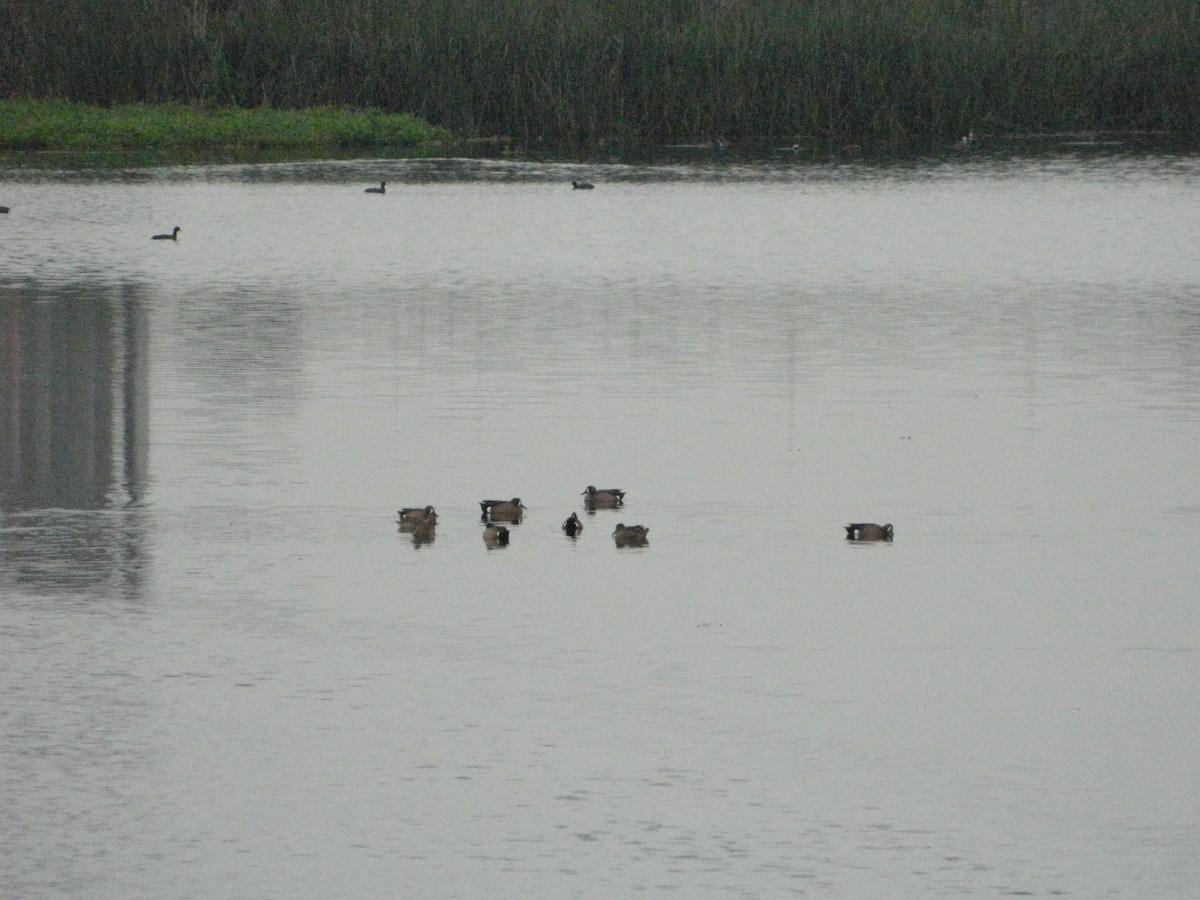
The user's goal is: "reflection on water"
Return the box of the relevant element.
[1,154,1199,897]
[0,284,148,510]
[0,285,150,598]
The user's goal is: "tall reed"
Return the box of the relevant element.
[2,0,1197,149]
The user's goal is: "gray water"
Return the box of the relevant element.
[2,154,1198,898]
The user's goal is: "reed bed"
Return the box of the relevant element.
[2,0,1197,150]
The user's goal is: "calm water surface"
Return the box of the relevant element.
[2,154,1199,898]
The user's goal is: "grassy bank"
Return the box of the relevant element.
[3,0,1198,150]
[0,100,452,156]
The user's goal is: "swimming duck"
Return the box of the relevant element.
[572,180,595,190]
[582,485,625,509]
[562,512,583,537]
[397,505,438,529]
[844,523,893,542]
[612,523,649,548]
[480,497,526,523]
[151,226,180,241]
[365,181,386,194]
[408,522,436,547]
[482,523,510,547]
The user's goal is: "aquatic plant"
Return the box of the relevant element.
[1,0,1196,150]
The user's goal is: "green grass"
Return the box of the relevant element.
[0,100,453,153]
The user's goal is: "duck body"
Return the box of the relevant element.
[482,523,510,547]
[0,206,9,214]
[151,226,180,240]
[480,497,526,523]
[407,522,436,547]
[572,180,595,190]
[612,523,649,548]
[582,485,624,509]
[398,505,438,529]
[845,523,893,542]
[562,512,583,537]
[365,181,386,193]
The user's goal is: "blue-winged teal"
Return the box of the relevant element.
[151,226,180,241]
[572,180,595,190]
[408,522,436,547]
[845,523,893,542]
[562,512,583,537]
[582,485,625,509]
[612,523,649,548]
[365,181,386,194]
[480,497,526,522]
[482,523,510,547]
[397,505,438,529]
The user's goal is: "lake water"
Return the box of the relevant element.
[2,152,1199,898]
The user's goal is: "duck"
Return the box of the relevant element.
[151,226,180,241]
[407,522,436,547]
[612,523,649,548]
[0,206,10,214]
[482,523,510,547]
[365,181,386,194]
[582,485,625,509]
[480,497,526,523]
[562,512,583,537]
[397,505,438,529]
[844,523,893,542]
[572,180,595,190]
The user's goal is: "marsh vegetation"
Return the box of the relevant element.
[2,0,1197,152]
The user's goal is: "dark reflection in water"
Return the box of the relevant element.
[0,284,149,597]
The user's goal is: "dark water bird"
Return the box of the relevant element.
[480,497,526,523]
[408,522,436,548]
[151,226,180,240]
[612,523,649,548]
[397,505,438,530]
[582,485,624,509]
[365,181,386,193]
[483,523,510,547]
[562,512,583,537]
[572,180,594,190]
[0,206,9,214]
[845,523,894,542]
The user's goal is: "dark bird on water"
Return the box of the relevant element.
[151,226,180,241]
[365,182,386,194]
[845,523,894,542]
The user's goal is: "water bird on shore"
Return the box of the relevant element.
[480,498,526,523]
[612,523,649,548]
[365,181,386,193]
[572,180,594,190]
[582,485,625,509]
[397,505,438,529]
[483,523,510,547]
[562,512,583,537]
[151,226,180,240]
[845,523,893,542]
